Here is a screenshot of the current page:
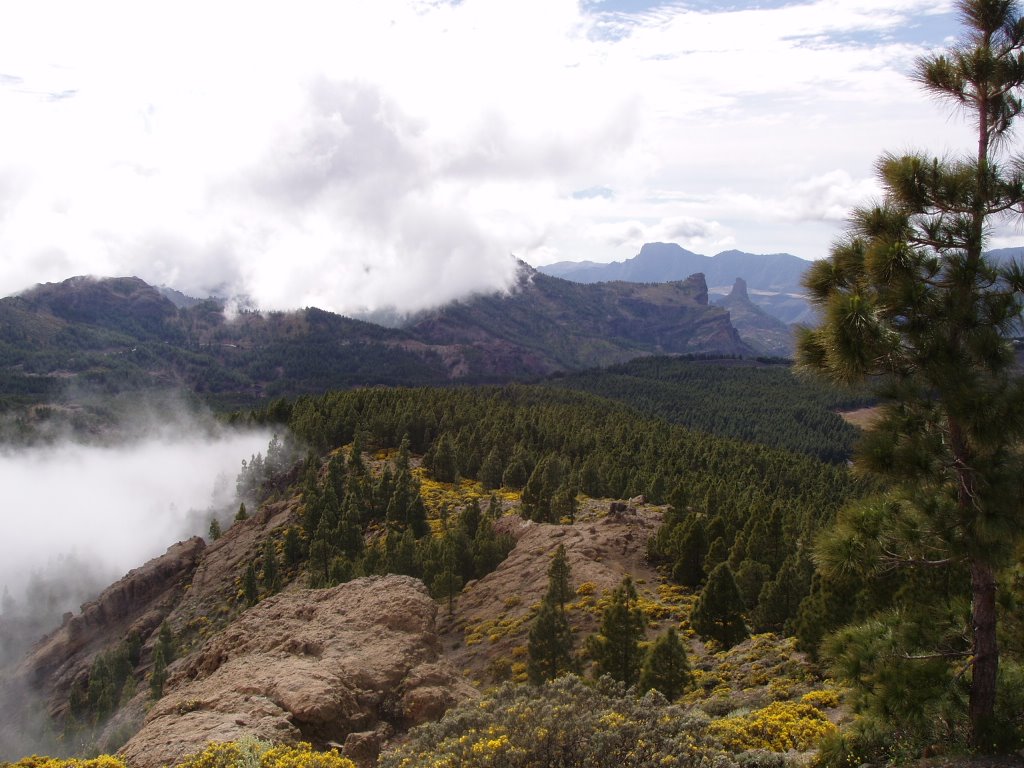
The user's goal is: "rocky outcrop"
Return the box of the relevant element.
[713,277,795,357]
[441,503,664,682]
[16,537,206,716]
[119,575,475,768]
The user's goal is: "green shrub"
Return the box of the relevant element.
[378,674,744,768]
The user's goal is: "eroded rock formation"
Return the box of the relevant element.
[119,575,474,768]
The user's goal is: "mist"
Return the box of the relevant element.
[0,417,273,650]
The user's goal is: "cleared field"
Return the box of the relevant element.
[839,405,881,429]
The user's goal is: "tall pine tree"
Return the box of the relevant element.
[527,544,576,683]
[638,627,691,701]
[797,0,1024,743]
[587,575,646,687]
[691,562,748,648]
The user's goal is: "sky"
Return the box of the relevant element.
[2,0,1021,315]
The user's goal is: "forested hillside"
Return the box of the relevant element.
[270,383,867,637]
[547,357,870,463]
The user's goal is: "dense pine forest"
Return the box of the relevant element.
[547,356,871,462]
[256,379,864,627]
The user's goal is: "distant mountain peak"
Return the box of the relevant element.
[729,277,748,300]
[682,272,709,305]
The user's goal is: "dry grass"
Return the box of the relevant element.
[838,406,881,429]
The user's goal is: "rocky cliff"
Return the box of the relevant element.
[409,266,750,375]
[712,277,795,358]
[119,575,474,768]
[0,438,680,767]
[17,537,207,719]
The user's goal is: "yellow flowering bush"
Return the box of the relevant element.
[575,581,597,596]
[172,741,252,768]
[800,688,841,710]
[378,675,744,768]
[260,743,355,768]
[412,470,484,517]
[171,739,354,768]
[681,633,817,714]
[5,757,127,768]
[710,701,837,753]
[464,610,536,645]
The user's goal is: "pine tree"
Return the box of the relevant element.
[797,0,1024,743]
[149,645,167,700]
[522,454,562,522]
[527,544,576,684]
[208,518,222,541]
[733,560,772,611]
[670,517,708,588]
[427,432,458,483]
[307,513,334,587]
[261,539,281,594]
[471,515,512,578]
[431,537,462,615]
[527,600,575,684]
[87,655,115,723]
[329,555,354,584]
[461,497,482,540]
[501,447,530,489]
[283,525,304,566]
[157,621,175,665]
[546,544,573,609]
[243,560,260,606]
[638,627,691,701]
[751,554,811,633]
[479,446,505,490]
[691,562,748,648]
[234,502,248,522]
[588,575,646,687]
[550,482,578,523]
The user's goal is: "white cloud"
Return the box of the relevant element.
[0,0,1014,307]
[0,419,272,604]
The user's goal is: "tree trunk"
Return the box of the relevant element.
[969,558,999,747]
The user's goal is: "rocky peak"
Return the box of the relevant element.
[682,272,709,305]
[729,277,749,301]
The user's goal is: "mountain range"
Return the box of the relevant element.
[538,242,816,324]
[0,262,755,413]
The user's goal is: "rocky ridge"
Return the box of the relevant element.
[1,481,674,767]
[17,537,207,720]
[120,575,474,768]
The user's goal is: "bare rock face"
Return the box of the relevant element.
[16,537,206,716]
[442,503,664,682]
[119,575,475,768]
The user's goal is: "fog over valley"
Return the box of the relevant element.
[0,418,273,644]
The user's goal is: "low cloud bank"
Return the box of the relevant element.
[0,418,273,662]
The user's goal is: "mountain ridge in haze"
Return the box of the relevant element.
[539,242,814,325]
[0,264,751,413]
[539,242,811,290]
